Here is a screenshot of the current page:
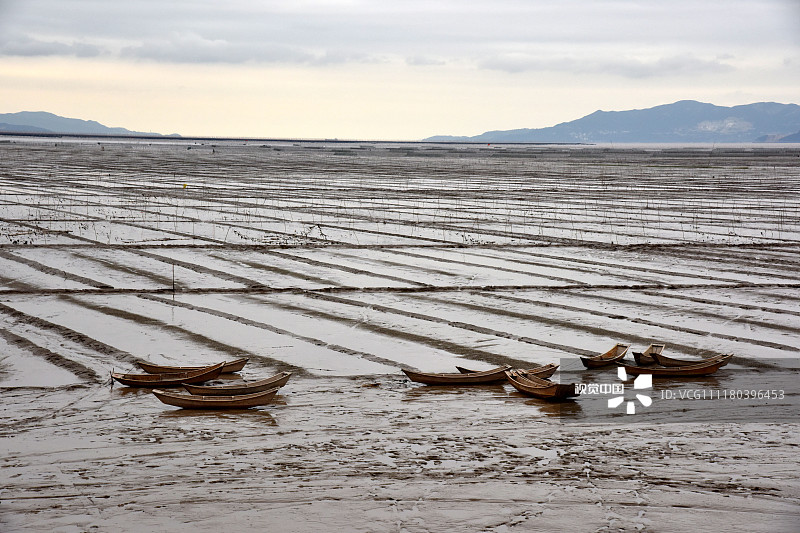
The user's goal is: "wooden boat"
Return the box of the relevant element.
[457,363,558,380]
[580,343,629,369]
[183,372,292,396]
[111,362,224,388]
[514,365,559,380]
[651,352,731,368]
[137,357,248,374]
[619,354,732,377]
[504,369,578,401]
[402,364,512,385]
[632,344,665,366]
[152,387,279,409]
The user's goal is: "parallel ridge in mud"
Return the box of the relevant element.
[0,140,798,383]
[1,141,799,248]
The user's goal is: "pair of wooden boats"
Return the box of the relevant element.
[111,362,227,388]
[152,371,293,409]
[619,353,732,377]
[402,363,559,385]
[402,364,512,385]
[402,363,575,401]
[112,357,250,387]
[137,357,249,374]
[504,369,578,401]
[113,356,290,409]
[632,345,729,369]
[584,343,732,377]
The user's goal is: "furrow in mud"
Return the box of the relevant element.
[0,249,110,288]
[406,293,739,358]
[466,245,800,284]
[2,280,799,298]
[206,251,344,287]
[261,249,430,287]
[129,249,262,287]
[138,294,402,371]
[301,291,596,357]
[409,247,655,285]
[245,294,542,368]
[507,248,776,285]
[0,328,99,383]
[565,288,800,335]
[472,291,799,354]
[273,193,800,246]
[309,248,465,279]
[59,295,301,373]
[71,249,177,287]
[657,246,800,273]
[0,301,137,369]
[639,288,800,318]
[373,247,592,285]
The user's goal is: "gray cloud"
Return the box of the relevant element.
[406,56,447,67]
[0,0,796,79]
[478,53,736,78]
[119,33,315,64]
[118,32,384,66]
[0,32,104,58]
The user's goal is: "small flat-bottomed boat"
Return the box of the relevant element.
[402,365,512,385]
[580,343,629,368]
[137,357,248,374]
[619,354,732,377]
[111,362,225,388]
[505,369,578,401]
[457,363,558,380]
[651,352,731,368]
[152,387,279,409]
[632,344,665,366]
[183,371,292,396]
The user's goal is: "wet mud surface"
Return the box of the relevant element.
[0,139,799,531]
[2,377,799,533]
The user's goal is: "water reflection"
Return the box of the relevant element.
[402,383,508,401]
[528,398,584,418]
[111,386,158,397]
[157,408,278,425]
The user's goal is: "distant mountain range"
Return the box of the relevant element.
[0,111,176,137]
[425,100,800,143]
[3,102,800,143]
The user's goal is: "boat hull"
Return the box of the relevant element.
[457,363,558,379]
[651,353,730,368]
[580,343,629,368]
[183,372,292,395]
[620,355,732,376]
[632,344,665,366]
[137,357,248,374]
[152,388,279,409]
[402,365,512,385]
[111,363,224,387]
[505,370,578,401]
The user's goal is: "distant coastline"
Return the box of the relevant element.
[2,100,800,144]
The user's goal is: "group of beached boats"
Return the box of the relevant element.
[111,343,731,409]
[402,343,733,402]
[111,357,292,409]
[402,363,579,401]
[579,343,733,376]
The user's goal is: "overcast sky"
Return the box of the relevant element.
[1,0,798,139]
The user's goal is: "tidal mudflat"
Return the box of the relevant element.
[1,139,798,531]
